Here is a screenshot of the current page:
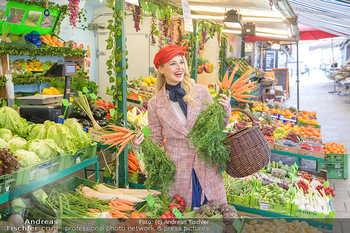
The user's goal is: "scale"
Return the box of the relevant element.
[19,62,77,123]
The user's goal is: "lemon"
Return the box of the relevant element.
[142,82,148,86]
[143,77,151,84]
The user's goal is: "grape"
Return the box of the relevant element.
[132,5,141,32]
[235,121,248,131]
[261,125,273,136]
[286,131,301,143]
[176,19,183,46]
[150,13,157,46]
[68,0,80,27]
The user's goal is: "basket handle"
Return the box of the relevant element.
[232,108,258,126]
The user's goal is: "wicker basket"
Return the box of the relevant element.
[225,109,270,177]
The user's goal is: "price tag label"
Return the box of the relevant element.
[90,93,97,100]
[109,108,115,118]
[138,96,143,104]
[33,189,48,203]
[43,64,50,71]
[61,99,70,107]
[142,126,151,137]
[133,82,138,87]
[232,218,242,232]
[172,207,182,219]
[83,86,89,94]
[260,202,270,211]
[10,198,26,214]
[335,164,340,168]
[145,194,155,209]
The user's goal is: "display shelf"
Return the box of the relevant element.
[0,156,99,205]
[271,149,324,166]
[230,204,334,230]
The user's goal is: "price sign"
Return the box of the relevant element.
[10,198,26,214]
[33,189,48,203]
[133,82,138,87]
[172,207,182,219]
[232,218,243,232]
[260,202,270,211]
[142,126,151,137]
[83,87,89,94]
[61,99,70,118]
[145,194,155,209]
[43,64,50,71]
[110,108,116,118]
[138,96,143,106]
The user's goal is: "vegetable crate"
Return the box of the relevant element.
[317,162,348,179]
[60,175,97,191]
[323,153,347,163]
[20,155,66,185]
[290,201,335,225]
[0,169,23,194]
[64,143,97,168]
[249,181,294,216]
[226,180,255,207]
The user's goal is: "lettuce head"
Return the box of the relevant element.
[26,124,47,140]
[46,123,77,154]
[15,149,41,167]
[0,138,7,149]
[0,106,28,137]
[0,128,12,142]
[64,118,92,148]
[27,139,63,160]
[8,136,27,152]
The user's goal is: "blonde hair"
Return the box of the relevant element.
[155,55,196,105]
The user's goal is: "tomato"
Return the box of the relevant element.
[96,99,103,106]
[174,195,179,199]
[169,206,175,211]
[139,213,147,219]
[91,100,95,104]
[130,211,140,218]
[175,197,182,202]
[169,203,175,207]
[106,113,111,119]
[108,103,114,108]
[176,204,182,210]
[161,214,167,221]
[180,201,185,207]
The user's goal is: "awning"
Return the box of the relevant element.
[289,0,350,38]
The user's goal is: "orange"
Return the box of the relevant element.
[51,36,58,43]
[271,108,276,114]
[45,34,51,40]
[285,109,291,115]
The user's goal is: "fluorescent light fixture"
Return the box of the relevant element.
[242,16,283,22]
[189,5,226,14]
[256,32,289,39]
[191,15,224,20]
[271,4,286,20]
[271,41,281,50]
[222,29,241,34]
[224,22,242,29]
[256,27,288,35]
[223,10,242,29]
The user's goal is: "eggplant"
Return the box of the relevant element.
[92,109,102,120]
[102,117,109,124]
[78,119,91,128]
[96,107,108,117]
[97,119,108,127]
[78,110,89,119]
[90,104,95,111]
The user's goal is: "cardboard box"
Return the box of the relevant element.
[299,149,325,159]
[274,144,300,154]
[268,142,275,149]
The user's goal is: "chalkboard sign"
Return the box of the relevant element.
[272,68,289,98]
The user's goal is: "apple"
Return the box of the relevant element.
[208,84,213,88]
[197,65,204,74]
[204,63,210,73]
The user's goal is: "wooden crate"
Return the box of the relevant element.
[274,144,300,154]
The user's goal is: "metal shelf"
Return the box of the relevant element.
[0,156,99,205]
[231,204,334,230]
[271,149,324,166]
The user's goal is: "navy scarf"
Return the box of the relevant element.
[165,82,187,117]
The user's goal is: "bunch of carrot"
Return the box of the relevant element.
[128,151,140,173]
[216,68,257,103]
[102,125,136,157]
[107,199,135,219]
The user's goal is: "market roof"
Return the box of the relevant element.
[169,0,298,40]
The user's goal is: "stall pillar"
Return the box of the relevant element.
[115,0,128,188]
[296,40,300,111]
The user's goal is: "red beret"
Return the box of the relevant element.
[153,45,185,69]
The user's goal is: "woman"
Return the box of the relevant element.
[133,45,231,208]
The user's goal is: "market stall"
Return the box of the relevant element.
[0,0,346,232]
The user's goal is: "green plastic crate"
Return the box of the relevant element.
[323,153,347,163]
[317,163,348,179]
[0,172,17,194]
[20,156,65,185]
[64,143,97,168]
[297,121,321,129]
[226,180,255,207]
[61,175,97,191]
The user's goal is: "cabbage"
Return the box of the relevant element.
[0,138,7,148]
[26,124,47,140]
[27,139,63,160]
[8,136,27,152]
[0,128,12,142]
[44,120,55,129]
[46,123,77,154]
[63,118,92,148]
[15,149,41,167]
[0,106,28,137]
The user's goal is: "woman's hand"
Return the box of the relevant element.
[132,130,144,149]
[217,90,231,112]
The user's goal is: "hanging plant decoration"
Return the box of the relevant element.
[176,18,183,46]
[168,21,175,45]
[161,13,169,39]
[158,19,165,51]
[150,13,158,46]
[132,3,142,32]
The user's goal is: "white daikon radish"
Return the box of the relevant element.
[93,185,145,203]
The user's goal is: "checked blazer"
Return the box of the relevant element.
[148,83,231,207]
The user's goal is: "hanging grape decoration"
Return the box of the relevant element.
[132,4,141,32]
[68,0,80,27]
